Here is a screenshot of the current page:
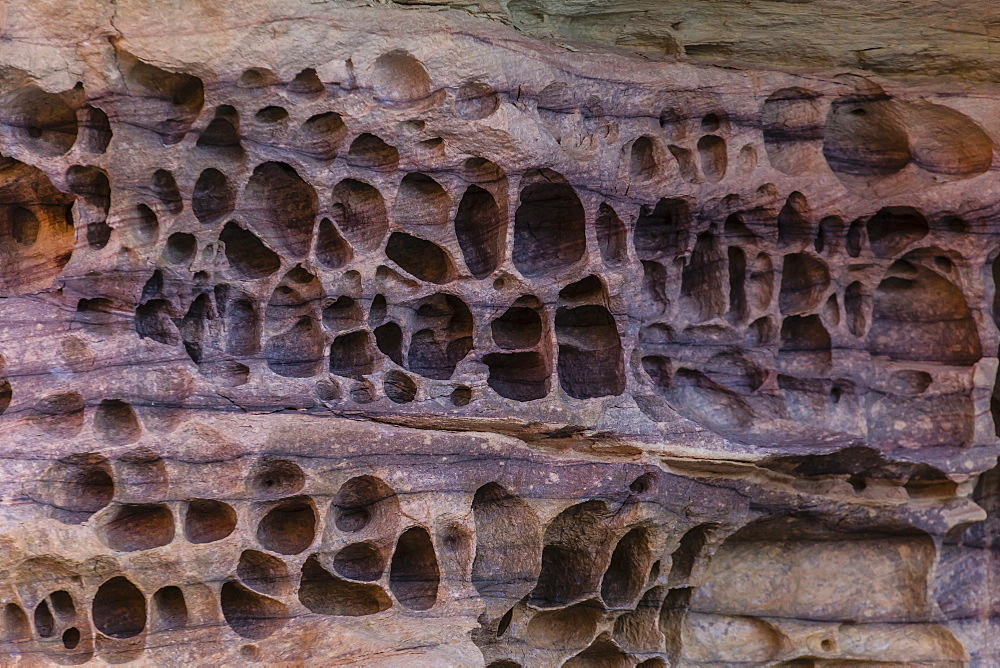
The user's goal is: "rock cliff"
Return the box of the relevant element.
[0,1,996,665]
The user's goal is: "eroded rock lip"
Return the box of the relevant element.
[0,1,997,665]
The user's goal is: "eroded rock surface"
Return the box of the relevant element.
[0,0,998,665]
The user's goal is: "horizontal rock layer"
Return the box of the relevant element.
[0,0,996,665]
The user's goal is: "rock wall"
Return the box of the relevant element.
[0,0,997,665]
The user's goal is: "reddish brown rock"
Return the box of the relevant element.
[0,0,996,665]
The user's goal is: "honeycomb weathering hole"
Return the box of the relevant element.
[332,179,388,251]
[329,330,376,379]
[512,170,586,277]
[333,475,399,533]
[256,497,316,554]
[384,369,417,403]
[483,351,550,401]
[471,483,542,611]
[92,576,146,639]
[221,221,280,278]
[152,586,188,631]
[244,162,318,258]
[634,197,692,261]
[526,601,603,651]
[868,260,981,365]
[118,49,204,144]
[298,553,392,616]
[99,503,175,552]
[297,112,346,159]
[184,498,237,543]
[385,232,454,284]
[492,304,543,350]
[393,172,450,230]
[0,157,75,296]
[193,168,235,224]
[455,81,500,119]
[151,169,182,214]
[42,453,114,523]
[334,542,387,581]
[455,184,505,279]
[601,527,653,608]
[555,305,625,399]
[34,600,54,637]
[372,51,432,104]
[221,581,288,639]
[249,458,306,498]
[238,550,292,597]
[115,447,168,502]
[93,399,141,445]
[389,526,440,610]
[347,133,399,171]
[3,603,29,642]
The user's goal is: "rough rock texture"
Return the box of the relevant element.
[0,0,998,665]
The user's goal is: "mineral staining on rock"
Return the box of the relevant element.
[0,0,997,665]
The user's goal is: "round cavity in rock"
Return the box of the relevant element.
[255,106,288,123]
[164,232,196,265]
[151,169,182,214]
[131,204,159,245]
[248,459,305,498]
[237,68,276,88]
[193,168,235,225]
[383,370,417,404]
[287,68,324,96]
[491,305,542,350]
[98,503,175,552]
[93,399,142,445]
[220,581,287,640]
[62,626,80,649]
[371,51,431,103]
[238,550,292,597]
[43,453,114,523]
[450,386,472,406]
[92,576,146,638]
[152,586,188,631]
[389,526,440,610]
[334,542,386,582]
[385,232,454,284]
[256,497,316,555]
[333,476,398,533]
[184,498,237,543]
[455,81,500,120]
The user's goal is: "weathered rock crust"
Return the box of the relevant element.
[0,0,996,665]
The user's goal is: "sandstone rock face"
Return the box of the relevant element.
[0,1,997,665]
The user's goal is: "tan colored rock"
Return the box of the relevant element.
[0,0,995,665]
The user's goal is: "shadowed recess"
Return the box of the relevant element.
[555,305,625,399]
[333,476,399,534]
[385,232,454,284]
[92,577,146,638]
[513,169,586,277]
[152,586,188,632]
[193,168,235,224]
[221,581,288,639]
[184,499,237,544]
[332,179,388,252]
[256,497,316,555]
[455,184,505,279]
[238,550,292,597]
[220,221,280,278]
[298,554,392,616]
[334,542,387,582]
[98,503,174,552]
[244,162,318,258]
[389,526,440,610]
